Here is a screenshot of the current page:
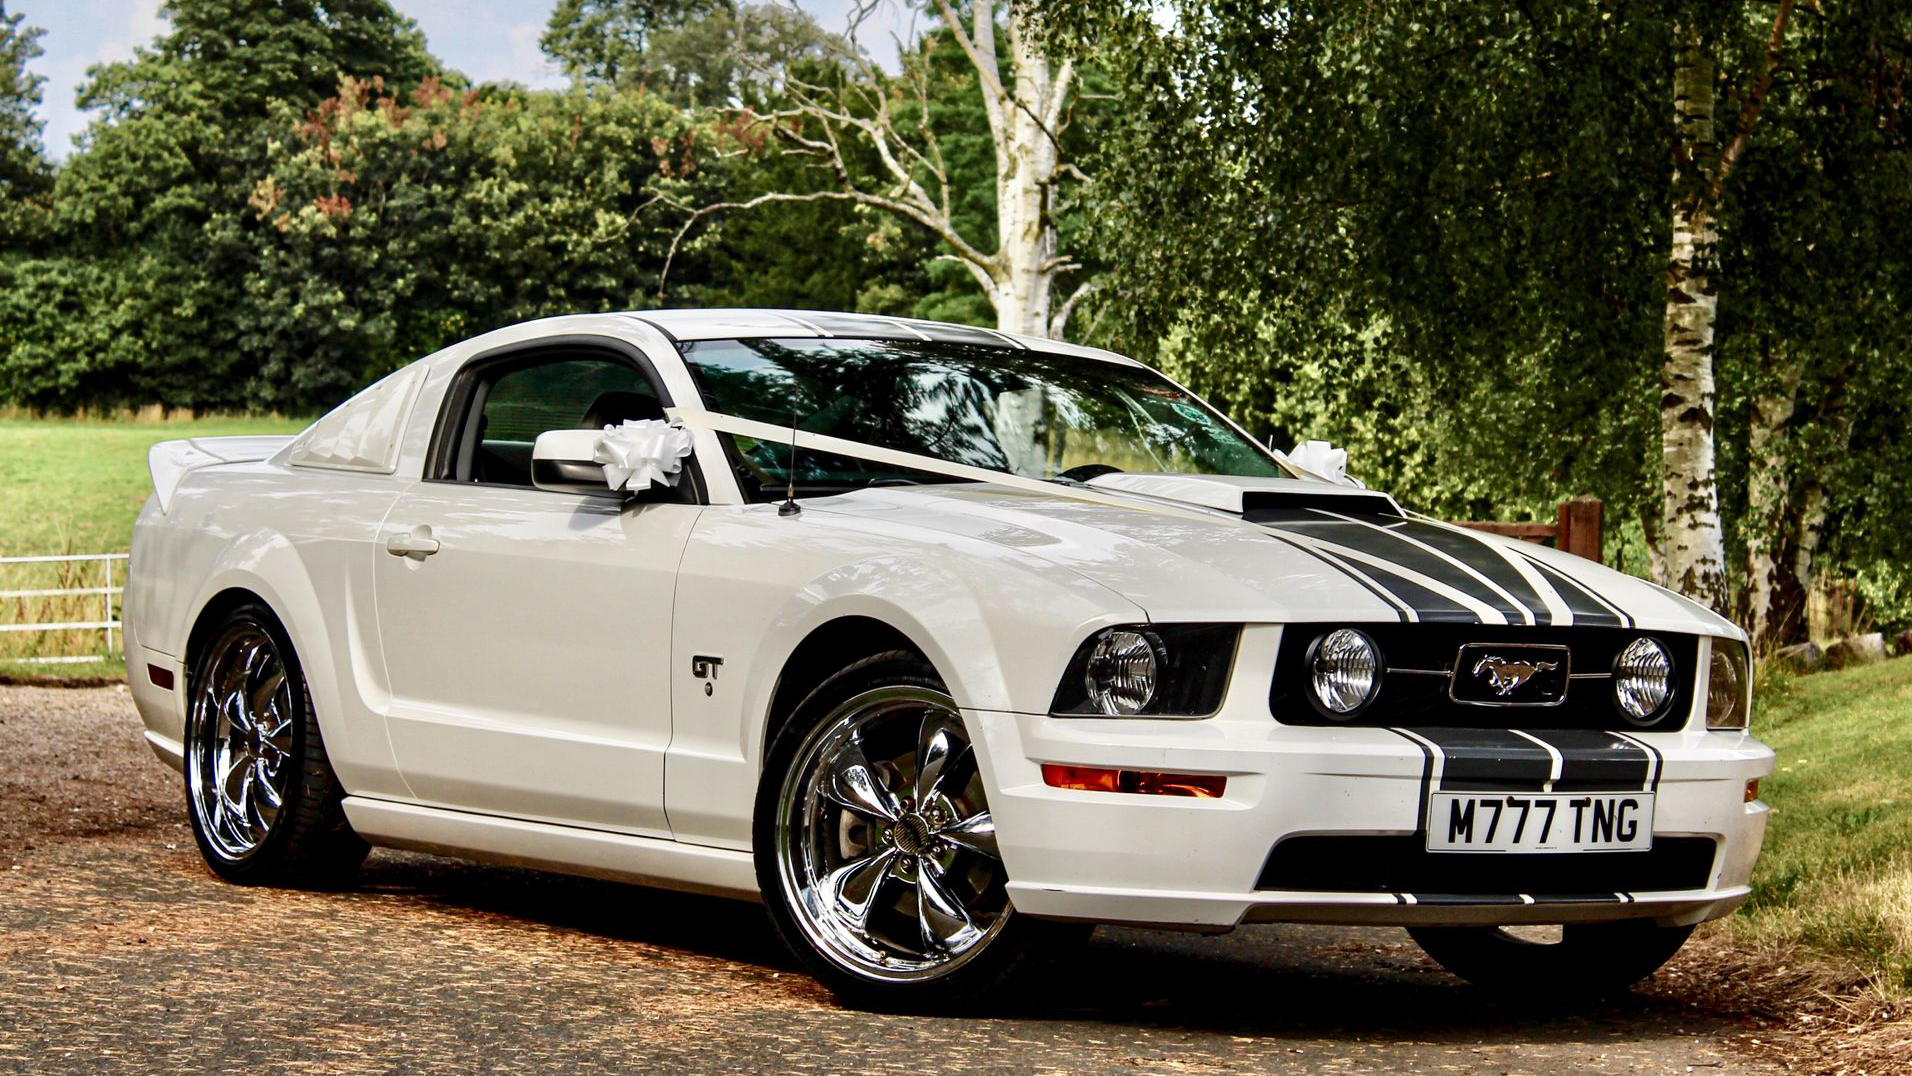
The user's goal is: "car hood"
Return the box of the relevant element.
[808,478,1739,636]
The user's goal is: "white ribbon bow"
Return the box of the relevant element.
[592,419,694,493]
[1279,439,1363,488]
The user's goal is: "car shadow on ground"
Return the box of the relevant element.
[343,847,1747,1047]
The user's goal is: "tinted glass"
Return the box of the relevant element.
[681,338,1281,499]
[467,358,655,486]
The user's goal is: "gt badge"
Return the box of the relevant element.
[692,654,724,695]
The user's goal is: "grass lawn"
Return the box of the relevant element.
[1735,657,1912,995]
[0,415,306,675]
[0,414,306,556]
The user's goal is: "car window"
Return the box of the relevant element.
[458,356,662,487]
[679,338,1284,501]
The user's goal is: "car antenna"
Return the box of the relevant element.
[778,406,802,517]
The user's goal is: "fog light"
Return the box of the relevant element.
[1307,628,1381,717]
[1083,629,1160,715]
[1613,637,1673,724]
[1041,764,1226,798]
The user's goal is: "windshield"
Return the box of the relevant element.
[680,337,1283,500]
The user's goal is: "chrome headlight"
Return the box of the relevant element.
[1613,636,1674,724]
[1706,639,1751,730]
[1051,624,1241,717]
[1083,629,1161,715]
[1307,628,1382,717]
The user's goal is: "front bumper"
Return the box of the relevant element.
[967,708,1772,932]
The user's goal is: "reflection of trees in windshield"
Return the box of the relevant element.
[682,338,1282,487]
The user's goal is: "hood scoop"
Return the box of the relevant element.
[1093,473,1407,519]
[1084,473,1403,519]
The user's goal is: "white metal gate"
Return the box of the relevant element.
[0,553,128,665]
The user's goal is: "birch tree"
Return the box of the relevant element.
[675,0,1091,339]
[1658,2,1794,612]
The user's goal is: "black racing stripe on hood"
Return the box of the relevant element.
[1409,727,1555,791]
[1256,513,1528,624]
[1519,555,1632,629]
[1516,729,1654,792]
[1318,555,1482,624]
[1395,520,1557,626]
[1258,531,1409,622]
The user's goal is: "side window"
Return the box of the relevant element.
[449,355,665,487]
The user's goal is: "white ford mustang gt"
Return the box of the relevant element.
[123,310,1773,1009]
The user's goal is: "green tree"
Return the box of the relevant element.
[1047,0,1912,626]
[2,0,442,411]
[544,0,836,109]
[0,1,49,244]
[543,0,723,89]
[242,79,719,406]
[681,1,1094,338]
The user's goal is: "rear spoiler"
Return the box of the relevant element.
[148,435,295,514]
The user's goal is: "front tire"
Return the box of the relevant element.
[1408,920,1695,996]
[184,603,368,886]
[754,651,1082,1011]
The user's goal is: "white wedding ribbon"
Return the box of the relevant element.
[593,419,695,492]
[664,406,1298,522]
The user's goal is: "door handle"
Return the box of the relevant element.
[386,528,440,560]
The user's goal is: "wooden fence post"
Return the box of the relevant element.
[1556,497,1603,563]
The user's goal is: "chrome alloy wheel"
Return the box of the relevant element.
[775,686,1010,982]
[186,622,298,861]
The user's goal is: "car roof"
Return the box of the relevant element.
[621,309,1144,368]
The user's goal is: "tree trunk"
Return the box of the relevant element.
[1659,23,1729,611]
[1744,354,1805,646]
[981,1,1065,338]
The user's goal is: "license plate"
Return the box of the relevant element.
[1426,792,1654,853]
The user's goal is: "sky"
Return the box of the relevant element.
[13,0,908,160]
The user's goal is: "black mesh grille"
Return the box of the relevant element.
[1255,835,1718,896]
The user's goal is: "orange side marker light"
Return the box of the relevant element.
[1041,764,1225,799]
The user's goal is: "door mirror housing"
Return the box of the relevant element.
[532,424,695,499]
[531,429,620,496]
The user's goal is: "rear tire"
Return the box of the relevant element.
[754,650,1085,1012]
[183,602,368,887]
[1408,920,1695,996]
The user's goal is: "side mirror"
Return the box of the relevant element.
[532,423,695,498]
[531,430,619,496]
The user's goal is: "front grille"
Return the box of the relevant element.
[1255,835,1718,896]
[1270,623,1697,730]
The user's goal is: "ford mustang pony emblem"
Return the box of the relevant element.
[1472,654,1561,696]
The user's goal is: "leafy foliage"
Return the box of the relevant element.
[1047,0,1912,630]
[243,78,719,405]
[543,0,836,108]
[0,1,49,244]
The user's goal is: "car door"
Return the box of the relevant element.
[372,348,701,837]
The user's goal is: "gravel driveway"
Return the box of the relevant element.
[0,684,1780,1073]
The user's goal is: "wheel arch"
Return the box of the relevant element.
[760,615,933,757]
[183,586,278,675]
[171,531,397,797]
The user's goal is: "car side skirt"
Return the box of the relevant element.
[340,797,761,902]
